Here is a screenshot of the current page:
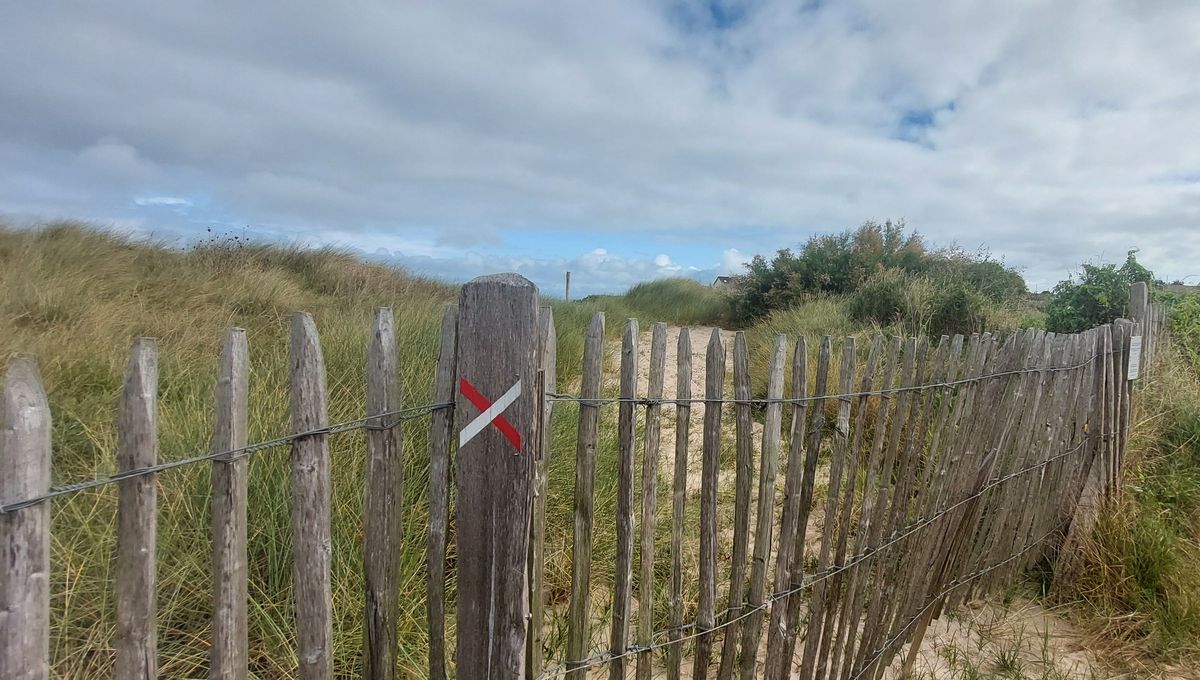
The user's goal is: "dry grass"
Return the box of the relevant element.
[1051,335,1200,667]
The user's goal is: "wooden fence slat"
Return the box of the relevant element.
[566,312,606,679]
[610,319,640,679]
[667,328,692,680]
[852,337,919,677]
[824,334,885,680]
[737,334,787,680]
[365,309,403,680]
[777,336,832,679]
[290,314,333,680]
[636,322,667,680]
[211,329,250,680]
[0,358,51,679]
[797,337,855,679]
[837,335,904,678]
[454,274,540,679]
[528,306,557,677]
[116,338,159,679]
[763,336,808,680]
[717,332,754,680]
[692,328,725,680]
[897,335,989,676]
[427,305,458,680]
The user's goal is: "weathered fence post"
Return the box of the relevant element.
[211,329,250,680]
[427,305,458,680]
[455,274,540,679]
[566,312,604,680]
[0,358,51,679]
[364,308,403,680]
[116,338,159,679]
[290,313,333,679]
[527,306,557,677]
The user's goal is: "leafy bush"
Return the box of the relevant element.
[1045,251,1154,333]
[731,220,1026,324]
[847,267,930,328]
[1169,293,1200,367]
[929,285,989,337]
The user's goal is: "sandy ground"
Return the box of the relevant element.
[565,324,1183,679]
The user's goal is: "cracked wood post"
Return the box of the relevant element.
[116,338,159,679]
[291,313,333,679]
[211,329,250,680]
[1,358,51,679]
[455,274,539,679]
[364,308,403,680]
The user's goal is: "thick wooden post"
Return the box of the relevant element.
[290,313,333,680]
[116,338,159,679]
[211,329,250,680]
[364,309,403,680]
[455,274,540,679]
[0,358,51,679]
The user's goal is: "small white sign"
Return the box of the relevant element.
[1128,335,1143,380]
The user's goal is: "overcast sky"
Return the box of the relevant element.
[2,1,1198,296]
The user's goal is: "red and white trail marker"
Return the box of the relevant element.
[459,377,522,450]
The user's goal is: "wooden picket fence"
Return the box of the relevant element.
[0,276,1168,679]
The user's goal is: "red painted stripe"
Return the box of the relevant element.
[459,377,522,450]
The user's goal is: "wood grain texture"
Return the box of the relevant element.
[692,328,725,680]
[610,319,639,680]
[636,322,667,680]
[364,309,403,680]
[211,329,249,680]
[566,312,605,679]
[763,336,808,680]
[824,334,885,680]
[454,274,539,680]
[667,328,692,680]
[528,306,557,678]
[0,358,51,680]
[427,305,458,680]
[737,334,787,680]
[778,336,831,679]
[797,337,855,679]
[290,313,333,680]
[717,331,754,680]
[116,338,159,680]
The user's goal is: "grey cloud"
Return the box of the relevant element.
[1,0,1199,290]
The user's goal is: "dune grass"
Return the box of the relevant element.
[0,223,660,676]
[622,278,731,327]
[1050,336,1200,663]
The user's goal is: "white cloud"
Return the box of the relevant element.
[721,248,752,275]
[1,0,1198,290]
[134,196,191,207]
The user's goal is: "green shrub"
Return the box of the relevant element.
[1045,251,1155,333]
[847,267,936,330]
[928,286,989,337]
[730,220,1025,324]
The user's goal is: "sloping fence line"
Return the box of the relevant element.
[0,276,1169,679]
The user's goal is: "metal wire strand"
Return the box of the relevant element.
[533,432,1098,679]
[545,347,1110,408]
[0,401,454,514]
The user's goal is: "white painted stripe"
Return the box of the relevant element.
[459,380,522,447]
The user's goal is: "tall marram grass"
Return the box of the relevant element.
[622,278,731,327]
[1053,335,1200,662]
[0,223,644,677]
